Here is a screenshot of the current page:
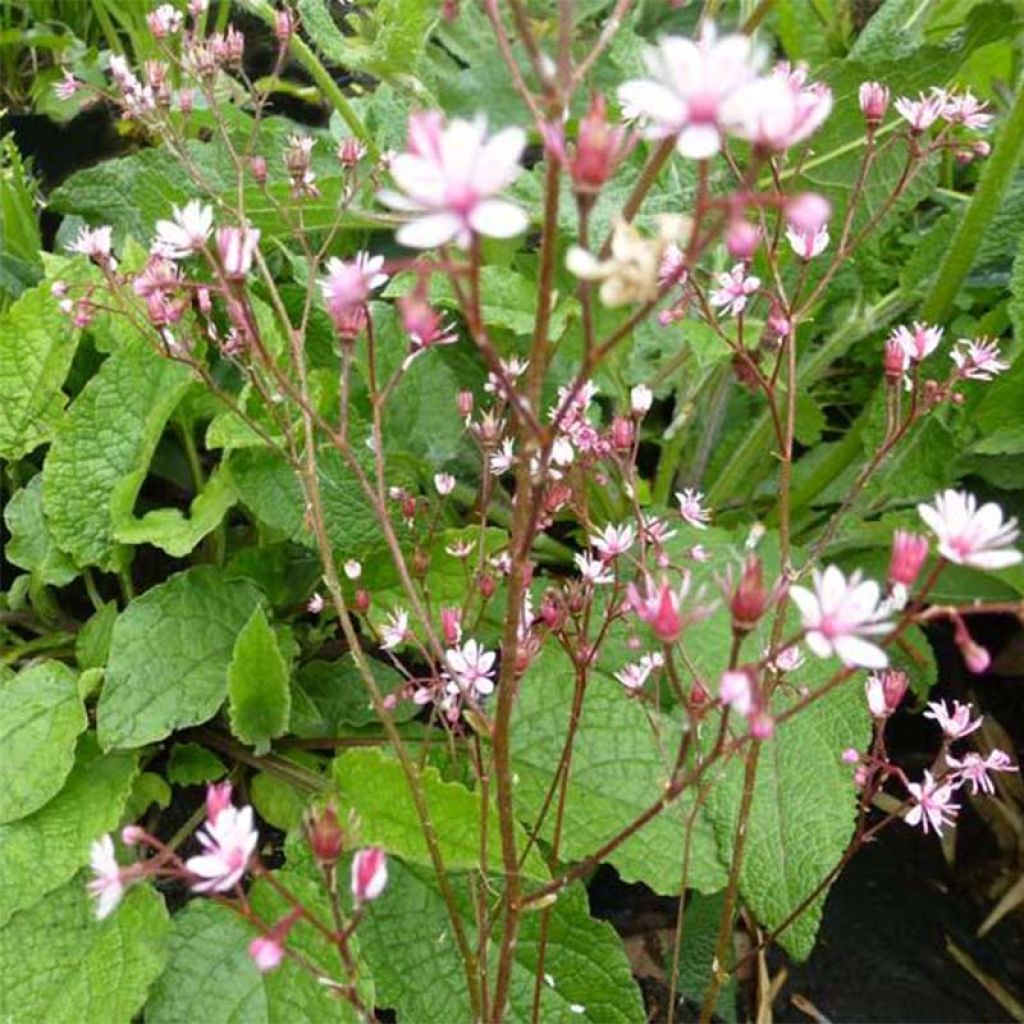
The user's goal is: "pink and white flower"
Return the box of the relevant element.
[917,490,1021,569]
[614,652,664,690]
[186,804,259,892]
[217,225,260,279]
[68,224,114,264]
[894,92,944,132]
[351,847,388,903]
[675,488,711,529]
[575,551,615,586]
[941,91,992,130]
[153,200,213,259]
[378,112,527,249]
[434,472,456,496]
[147,3,183,37]
[320,253,388,328]
[859,81,890,123]
[590,523,636,559]
[905,771,959,835]
[380,609,409,650]
[923,699,983,741]
[444,638,496,698]
[54,70,82,101]
[710,263,759,316]
[864,669,908,719]
[724,62,832,152]
[789,565,892,669]
[890,322,943,363]
[249,936,285,973]
[618,28,763,160]
[786,224,829,260]
[489,439,516,476]
[947,750,1016,795]
[630,385,653,416]
[88,835,124,919]
[719,669,754,715]
[950,338,1008,381]
[344,559,362,580]
[627,576,690,644]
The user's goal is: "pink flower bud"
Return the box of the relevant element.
[121,825,145,846]
[441,606,462,645]
[248,936,285,973]
[217,226,260,280]
[785,192,831,234]
[178,88,194,115]
[306,803,344,867]
[841,748,860,764]
[973,140,992,158]
[351,846,388,904]
[726,219,761,260]
[478,573,496,599]
[206,781,233,824]
[866,669,908,718]
[274,9,292,42]
[750,709,775,739]
[611,416,634,451]
[570,94,628,193]
[883,338,907,380]
[457,390,474,419]
[729,556,768,633]
[336,137,366,168]
[354,588,370,614]
[250,155,268,184]
[858,81,890,124]
[888,530,928,587]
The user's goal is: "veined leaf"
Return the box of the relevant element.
[227,605,291,753]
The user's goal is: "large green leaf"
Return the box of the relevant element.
[0,273,81,459]
[227,604,291,752]
[332,747,549,881]
[511,646,727,895]
[0,734,138,926]
[0,661,86,824]
[146,897,357,1024]
[358,861,644,1023]
[3,474,78,587]
[705,668,869,961]
[0,879,168,1024]
[97,566,263,750]
[42,339,192,570]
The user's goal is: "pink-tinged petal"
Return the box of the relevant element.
[472,126,526,194]
[788,585,820,624]
[468,199,529,239]
[397,212,463,249]
[804,630,833,659]
[833,634,888,669]
[618,80,687,125]
[675,124,722,159]
[377,188,425,213]
[440,116,488,186]
[389,154,447,206]
[916,500,946,537]
[964,548,1023,569]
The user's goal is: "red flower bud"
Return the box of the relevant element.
[611,416,634,451]
[306,803,344,867]
[729,556,768,633]
[351,847,388,904]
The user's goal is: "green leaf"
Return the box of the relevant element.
[113,462,237,559]
[512,646,727,896]
[227,605,291,752]
[42,340,192,570]
[671,891,737,1022]
[146,894,357,1023]
[75,601,119,671]
[358,861,644,1023]
[0,274,81,459]
[0,734,138,926]
[0,661,87,824]
[4,475,79,587]
[122,771,172,821]
[166,743,227,786]
[332,747,550,880]
[0,879,168,1024]
[291,654,415,735]
[705,672,869,961]
[97,566,263,750]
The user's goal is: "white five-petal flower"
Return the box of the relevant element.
[917,490,1021,569]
